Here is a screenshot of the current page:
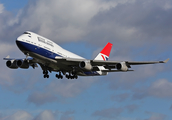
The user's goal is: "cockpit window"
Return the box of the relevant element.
[23,32,31,35]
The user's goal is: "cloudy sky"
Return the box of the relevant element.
[0,0,172,120]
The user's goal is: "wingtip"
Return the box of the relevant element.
[6,55,10,58]
[163,58,169,63]
[3,55,10,60]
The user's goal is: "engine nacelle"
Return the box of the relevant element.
[116,62,128,71]
[17,60,29,69]
[6,60,18,69]
[79,61,93,70]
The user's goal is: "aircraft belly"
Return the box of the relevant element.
[16,41,61,60]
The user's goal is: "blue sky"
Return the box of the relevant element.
[0,0,172,120]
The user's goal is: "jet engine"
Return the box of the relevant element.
[79,61,93,70]
[116,62,128,71]
[17,60,29,69]
[6,60,18,69]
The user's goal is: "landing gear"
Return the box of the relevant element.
[43,70,49,78]
[44,74,49,78]
[55,71,78,79]
[56,72,63,79]
[42,70,78,79]
[66,74,78,79]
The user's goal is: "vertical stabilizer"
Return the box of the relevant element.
[94,42,113,61]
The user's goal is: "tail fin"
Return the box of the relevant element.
[94,42,113,61]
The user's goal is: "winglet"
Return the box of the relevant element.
[163,58,169,63]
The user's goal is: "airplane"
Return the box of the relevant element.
[3,31,169,79]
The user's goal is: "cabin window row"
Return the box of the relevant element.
[37,37,54,47]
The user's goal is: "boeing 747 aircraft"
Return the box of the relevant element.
[4,31,169,79]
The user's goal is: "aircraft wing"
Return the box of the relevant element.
[55,57,169,72]
[3,55,38,69]
[92,58,169,71]
[91,58,169,66]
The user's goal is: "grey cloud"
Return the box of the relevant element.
[1,111,33,120]
[111,93,130,102]
[92,107,123,119]
[27,77,97,105]
[0,4,4,13]
[148,79,172,98]
[106,63,168,91]
[144,112,167,120]
[85,0,172,56]
[1,110,72,120]
[0,0,172,50]
[27,91,58,106]
[45,77,96,97]
[34,110,56,120]
[133,79,172,100]
[125,104,138,113]
[170,105,172,110]
[60,110,75,120]
[0,0,123,43]
[92,104,138,119]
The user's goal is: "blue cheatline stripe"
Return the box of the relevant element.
[16,41,61,59]
[84,71,100,76]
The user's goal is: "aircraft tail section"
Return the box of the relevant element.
[94,42,113,61]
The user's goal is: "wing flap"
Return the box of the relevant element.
[101,70,134,72]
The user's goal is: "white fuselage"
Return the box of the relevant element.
[16,31,106,76]
[16,31,85,60]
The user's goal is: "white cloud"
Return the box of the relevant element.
[92,107,123,118]
[132,79,172,100]
[1,111,33,120]
[145,112,167,120]
[27,77,98,105]
[0,43,20,87]
[0,110,74,120]
[46,77,96,97]
[34,110,55,120]
[148,79,172,98]
[0,0,136,43]
[0,4,4,14]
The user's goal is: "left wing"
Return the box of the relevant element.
[92,58,169,72]
[3,55,38,69]
[91,58,169,66]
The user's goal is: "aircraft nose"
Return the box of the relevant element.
[16,36,26,52]
[16,36,22,42]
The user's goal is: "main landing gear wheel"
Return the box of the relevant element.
[56,73,63,79]
[66,74,78,79]
[43,70,49,78]
[44,74,49,78]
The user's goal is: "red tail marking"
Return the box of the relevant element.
[100,42,113,57]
